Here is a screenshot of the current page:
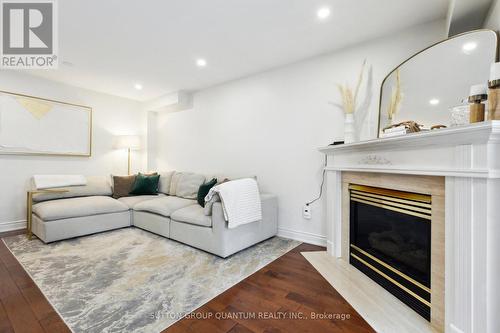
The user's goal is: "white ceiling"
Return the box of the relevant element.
[24,0,449,101]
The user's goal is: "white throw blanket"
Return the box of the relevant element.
[205,178,262,229]
[33,175,87,189]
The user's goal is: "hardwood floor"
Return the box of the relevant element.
[0,229,70,333]
[164,243,374,333]
[0,230,374,333]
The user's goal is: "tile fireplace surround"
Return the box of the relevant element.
[318,121,500,333]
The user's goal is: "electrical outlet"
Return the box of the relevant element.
[303,205,312,220]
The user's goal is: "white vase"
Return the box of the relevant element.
[344,113,355,143]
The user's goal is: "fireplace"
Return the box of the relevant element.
[349,184,432,320]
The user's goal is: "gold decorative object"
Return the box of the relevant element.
[387,69,402,121]
[383,120,422,133]
[431,125,447,130]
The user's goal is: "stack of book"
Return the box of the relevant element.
[381,125,407,138]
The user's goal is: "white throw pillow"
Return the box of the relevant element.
[158,171,175,194]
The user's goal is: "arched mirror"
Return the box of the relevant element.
[378,30,498,137]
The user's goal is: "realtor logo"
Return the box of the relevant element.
[1,0,58,68]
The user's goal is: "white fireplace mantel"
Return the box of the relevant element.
[319,121,500,178]
[319,121,500,333]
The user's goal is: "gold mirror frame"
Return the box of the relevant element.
[377,29,500,137]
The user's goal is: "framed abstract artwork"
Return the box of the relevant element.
[0,90,92,156]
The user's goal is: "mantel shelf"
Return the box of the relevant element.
[319,121,500,154]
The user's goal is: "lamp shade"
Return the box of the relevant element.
[113,135,141,150]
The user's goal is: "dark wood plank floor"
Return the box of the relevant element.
[164,243,374,333]
[0,230,374,333]
[0,229,70,333]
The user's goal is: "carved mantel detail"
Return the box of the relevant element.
[358,155,391,165]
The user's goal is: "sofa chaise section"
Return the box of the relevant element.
[32,196,130,243]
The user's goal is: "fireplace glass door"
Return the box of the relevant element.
[349,184,431,320]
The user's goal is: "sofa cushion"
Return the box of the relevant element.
[129,173,160,195]
[171,204,212,227]
[32,176,112,202]
[112,175,136,198]
[117,193,165,208]
[33,196,129,221]
[170,172,206,199]
[158,171,175,194]
[133,196,196,217]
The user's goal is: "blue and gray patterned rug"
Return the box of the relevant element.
[3,228,300,333]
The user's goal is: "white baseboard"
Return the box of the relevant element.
[277,227,326,247]
[0,220,26,233]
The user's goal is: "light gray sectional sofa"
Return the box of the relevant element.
[30,172,278,258]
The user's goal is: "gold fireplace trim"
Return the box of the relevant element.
[350,253,431,308]
[350,194,431,214]
[350,190,431,209]
[349,184,431,204]
[350,197,431,220]
[350,244,431,293]
[349,184,432,220]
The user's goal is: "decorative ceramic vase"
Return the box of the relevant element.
[344,113,355,143]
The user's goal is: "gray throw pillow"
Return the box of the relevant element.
[171,172,206,199]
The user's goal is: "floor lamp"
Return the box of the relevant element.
[114,135,141,175]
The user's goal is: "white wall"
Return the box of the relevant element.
[484,0,500,31]
[154,20,447,245]
[0,71,146,231]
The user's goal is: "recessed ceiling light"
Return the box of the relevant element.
[429,98,440,105]
[134,83,143,90]
[196,59,207,67]
[317,7,331,20]
[462,42,477,54]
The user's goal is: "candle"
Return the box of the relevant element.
[470,84,487,97]
[491,62,500,81]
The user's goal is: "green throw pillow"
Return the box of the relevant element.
[197,178,217,207]
[129,173,160,195]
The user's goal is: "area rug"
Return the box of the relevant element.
[3,228,300,333]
